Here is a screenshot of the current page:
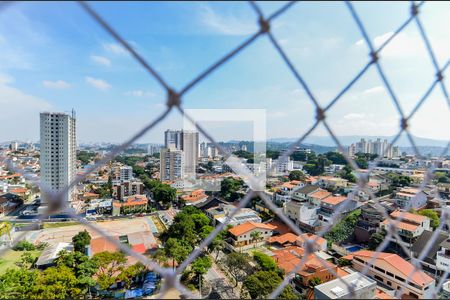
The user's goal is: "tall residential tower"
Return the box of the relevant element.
[40,111,77,210]
[164,129,199,178]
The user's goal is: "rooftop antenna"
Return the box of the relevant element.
[71,108,76,119]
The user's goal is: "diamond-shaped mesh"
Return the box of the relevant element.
[0,1,449,298]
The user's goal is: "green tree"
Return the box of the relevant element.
[153,184,176,208]
[250,231,262,248]
[55,250,99,291]
[223,252,249,287]
[190,256,212,290]
[93,251,127,290]
[19,252,35,268]
[308,277,322,289]
[117,263,146,289]
[324,209,361,245]
[243,270,297,299]
[220,177,244,201]
[288,170,307,181]
[253,251,277,271]
[13,240,35,251]
[416,209,440,230]
[325,152,347,165]
[164,238,192,269]
[153,249,169,267]
[33,265,81,299]
[340,165,357,183]
[72,230,91,253]
[0,268,38,298]
[368,231,385,250]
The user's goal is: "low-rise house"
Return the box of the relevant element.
[274,180,305,203]
[267,232,298,248]
[437,182,450,196]
[296,233,327,252]
[355,202,386,243]
[314,272,377,299]
[206,204,261,226]
[295,255,338,287]
[394,187,428,210]
[284,200,322,233]
[308,190,332,206]
[380,211,430,244]
[435,238,450,276]
[181,189,208,206]
[317,176,348,189]
[317,196,348,223]
[343,250,435,299]
[226,221,276,252]
[112,194,148,216]
[291,185,321,202]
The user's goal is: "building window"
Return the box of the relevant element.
[374,275,384,282]
[386,271,394,277]
[375,266,385,273]
[387,281,392,286]
[395,275,405,282]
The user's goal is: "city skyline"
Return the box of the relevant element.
[0,2,449,143]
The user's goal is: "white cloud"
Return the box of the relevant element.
[85,76,111,90]
[102,42,127,55]
[42,80,71,89]
[0,73,15,85]
[90,55,111,67]
[0,76,53,141]
[362,86,384,96]
[343,113,366,120]
[124,90,155,98]
[198,4,257,36]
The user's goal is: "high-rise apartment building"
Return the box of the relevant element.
[40,111,77,208]
[9,141,19,151]
[120,166,133,182]
[164,130,199,177]
[160,146,184,181]
[348,138,399,159]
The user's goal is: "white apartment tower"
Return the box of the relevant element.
[160,147,184,181]
[164,130,199,177]
[40,111,77,207]
[120,166,133,182]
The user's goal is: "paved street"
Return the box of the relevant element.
[205,260,239,299]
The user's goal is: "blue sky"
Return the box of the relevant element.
[0,1,449,144]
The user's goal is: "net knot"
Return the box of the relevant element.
[167,88,181,108]
[370,51,379,63]
[400,118,409,130]
[315,107,326,121]
[411,3,419,16]
[258,17,270,33]
[436,71,443,82]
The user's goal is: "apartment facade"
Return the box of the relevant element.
[160,147,184,181]
[40,111,77,208]
[164,130,199,178]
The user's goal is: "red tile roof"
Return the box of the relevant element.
[390,210,428,224]
[90,236,120,255]
[267,233,298,245]
[228,222,276,236]
[131,243,146,254]
[350,250,434,286]
[309,190,332,199]
[321,196,347,205]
